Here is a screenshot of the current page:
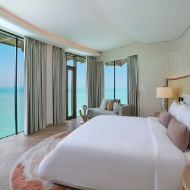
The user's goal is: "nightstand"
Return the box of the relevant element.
[153,112,160,117]
[150,112,160,117]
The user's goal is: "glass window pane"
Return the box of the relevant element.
[104,64,114,99]
[68,70,73,117]
[115,62,128,104]
[17,40,24,133]
[0,34,16,138]
[76,61,86,116]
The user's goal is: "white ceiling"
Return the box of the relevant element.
[0,0,190,56]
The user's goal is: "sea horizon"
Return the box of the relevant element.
[0,86,127,138]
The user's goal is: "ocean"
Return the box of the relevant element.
[0,87,24,138]
[0,87,127,138]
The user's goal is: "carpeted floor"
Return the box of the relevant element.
[0,118,81,190]
[10,130,78,190]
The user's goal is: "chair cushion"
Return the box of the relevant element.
[107,100,114,111]
[100,99,108,110]
[113,102,120,114]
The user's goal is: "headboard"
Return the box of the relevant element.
[166,74,190,107]
[181,93,190,106]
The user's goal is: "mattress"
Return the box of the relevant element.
[38,115,187,190]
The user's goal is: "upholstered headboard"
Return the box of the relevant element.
[181,93,190,106]
[166,74,190,107]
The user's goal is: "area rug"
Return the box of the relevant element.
[9,130,78,190]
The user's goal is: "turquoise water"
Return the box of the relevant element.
[74,87,127,114]
[0,87,24,138]
[104,88,128,104]
[0,87,127,138]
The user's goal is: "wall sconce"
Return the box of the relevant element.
[178,97,184,102]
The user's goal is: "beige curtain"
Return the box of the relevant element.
[52,46,66,125]
[96,62,104,106]
[86,57,97,108]
[24,37,47,135]
[127,55,139,116]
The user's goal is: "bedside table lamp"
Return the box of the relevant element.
[156,87,173,111]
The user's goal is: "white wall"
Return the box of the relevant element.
[97,27,190,117]
[46,44,53,125]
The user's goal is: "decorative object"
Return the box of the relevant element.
[143,52,187,97]
[156,87,173,110]
[82,105,88,110]
[79,105,89,124]
[10,130,75,190]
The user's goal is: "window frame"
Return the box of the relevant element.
[0,29,24,139]
[104,60,128,103]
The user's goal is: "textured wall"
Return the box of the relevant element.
[97,27,190,117]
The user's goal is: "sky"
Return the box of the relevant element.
[0,41,127,91]
[104,63,127,88]
[0,43,24,87]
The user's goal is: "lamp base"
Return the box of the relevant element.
[161,98,168,111]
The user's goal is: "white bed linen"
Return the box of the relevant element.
[38,115,187,190]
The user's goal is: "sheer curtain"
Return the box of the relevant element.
[24,37,47,135]
[52,46,66,125]
[127,55,139,116]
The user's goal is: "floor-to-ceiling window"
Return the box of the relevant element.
[104,63,114,100]
[104,59,127,104]
[0,30,24,138]
[66,53,86,118]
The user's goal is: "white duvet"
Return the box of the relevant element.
[38,115,187,190]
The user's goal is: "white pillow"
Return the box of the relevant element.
[176,106,190,131]
[100,99,108,110]
[180,101,190,109]
[168,101,183,117]
[113,102,120,114]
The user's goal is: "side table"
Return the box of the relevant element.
[153,112,160,117]
[79,109,89,124]
[150,112,160,117]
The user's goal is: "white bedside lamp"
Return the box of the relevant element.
[156,87,173,111]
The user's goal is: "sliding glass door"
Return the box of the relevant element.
[17,39,24,133]
[66,53,86,119]
[66,66,76,119]
[76,60,87,116]
[0,31,24,138]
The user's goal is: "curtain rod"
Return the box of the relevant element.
[0,29,24,41]
[65,52,86,60]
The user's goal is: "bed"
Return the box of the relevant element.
[38,115,187,190]
[39,75,190,190]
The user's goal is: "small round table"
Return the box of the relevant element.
[79,109,89,124]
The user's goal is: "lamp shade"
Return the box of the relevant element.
[156,87,173,98]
